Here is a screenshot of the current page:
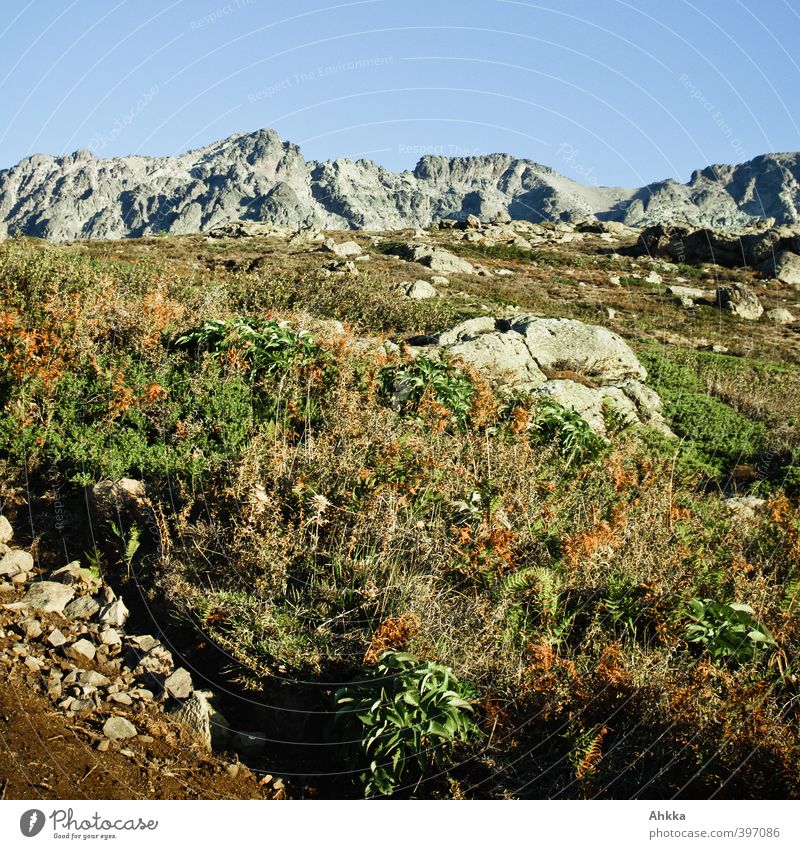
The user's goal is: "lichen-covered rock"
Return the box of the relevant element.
[715,282,764,320]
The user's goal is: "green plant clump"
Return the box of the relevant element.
[684,598,777,664]
[379,356,476,428]
[332,651,481,796]
[533,400,609,466]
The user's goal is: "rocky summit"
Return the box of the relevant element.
[2,127,800,240]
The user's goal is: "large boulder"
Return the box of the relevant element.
[390,243,476,275]
[772,251,800,288]
[432,315,669,435]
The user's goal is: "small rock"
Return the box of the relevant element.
[24,655,44,672]
[645,271,662,284]
[97,597,129,627]
[129,688,154,701]
[765,307,795,323]
[0,516,12,544]
[63,595,101,621]
[108,692,133,705]
[319,238,363,258]
[395,279,438,300]
[6,581,75,614]
[100,627,122,646]
[10,572,27,585]
[70,699,94,712]
[103,715,138,740]
[609,275,622,286]
[0,549,35,578]
[66,639,96,662]
[164,667,193,699]
[119,748,136,758]
[47,628,68,647]
[78,670,110,687]
[96,738,110,752]
[19,619,43,640]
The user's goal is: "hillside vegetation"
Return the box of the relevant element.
[1,224,799,799]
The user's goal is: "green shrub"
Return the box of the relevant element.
[533,400,608,466]
[379,356,476,428]
[332,650,480,796]
[684,598,777,664]
[174,316,331,382]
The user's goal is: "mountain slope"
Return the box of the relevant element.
[0,128,796,240]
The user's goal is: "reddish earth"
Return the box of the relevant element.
[0,674,285,800]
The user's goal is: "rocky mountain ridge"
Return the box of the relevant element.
[1,127,799,240]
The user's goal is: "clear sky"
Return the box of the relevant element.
[1,0,799,187]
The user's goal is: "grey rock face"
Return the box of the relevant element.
[434,315,668,434]
[5,128,800,240]
[0,516,12,544]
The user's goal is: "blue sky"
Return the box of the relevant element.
[1,0,799,186]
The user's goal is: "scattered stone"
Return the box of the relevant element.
[0,516,13,544]
[100,627,123,646]
[389,243,476,275]
[319,238,363,258]
[667,285,713,308]
[19,618,42,640]
[78,670,111,687]
[6,581,75,614]
[70,699,95,712]
[0,549,35,578]
[103,715,138,740]
[108,692,133,706]
[63,595,100,621]
[97,596,129,628]
[96,738,110,752]
[66,639,96,662]
[164,667,193,699]
[645,271,663,284]
[715,282,764,320]
[394,279,438,299]
[47,628,68,648]
[431,276,449,286]
[765,307,795,323]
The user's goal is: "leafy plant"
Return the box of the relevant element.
[533,400,608,466]
[379,356,476,428]
[110,521,141,578]
[175,316,331,382]
[684,598,777,663]
[332,650,481,796]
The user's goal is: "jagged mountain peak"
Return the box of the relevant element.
[1,127,798,240]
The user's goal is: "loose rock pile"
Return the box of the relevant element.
[0,511,263,759]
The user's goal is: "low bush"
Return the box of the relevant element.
[332,650,480,796]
